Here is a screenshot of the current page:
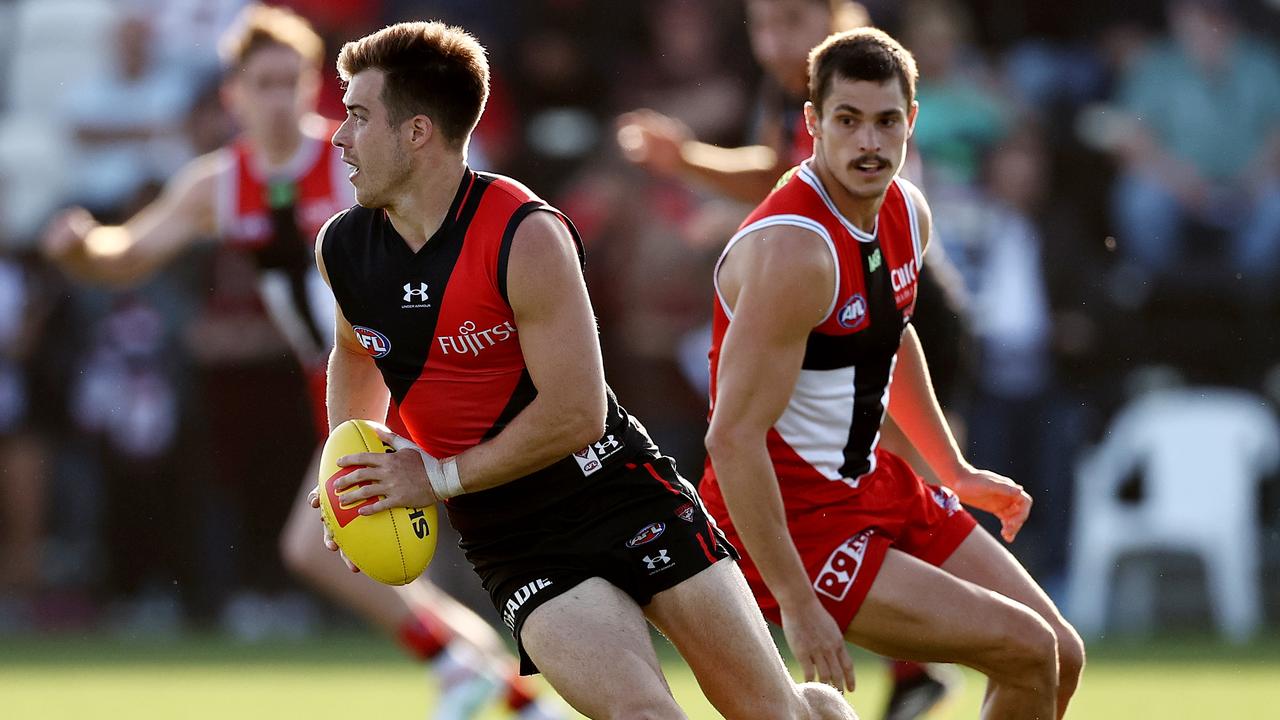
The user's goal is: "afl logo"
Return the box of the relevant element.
[353,326,391,358]
[625,522,666,548]
[837,294,868,329]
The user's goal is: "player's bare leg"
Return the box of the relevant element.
[844,544,1060,720]
[940,529,1085,718]
[643,559,857,720]
[280,448,564,720]
[520,578,688,720]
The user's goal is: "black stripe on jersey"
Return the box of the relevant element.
[840,356,894,478]
[451,169,486,236]
[260,198,326,348]
[496,203,587,307]
[822,237,906,480]
[480,369,538,441]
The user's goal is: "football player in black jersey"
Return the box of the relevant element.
[309,20,857,720]
[43,7,563,719]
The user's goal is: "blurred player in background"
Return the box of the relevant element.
[311,20,856,720]
[618,2,968,717]
[42,5,561,719]
[699,27,1085,719]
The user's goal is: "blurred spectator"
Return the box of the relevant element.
[61,12,195,217]
[69,293,195,631]
[613,0,751,148]
[1110,0,1280,293]
[499,0,646,196]
[617,0,870,203]
[934,126,1081,579]
[900,0,1012,190]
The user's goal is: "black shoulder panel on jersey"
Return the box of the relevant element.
[496,204,587,307]
[319,205,368,322]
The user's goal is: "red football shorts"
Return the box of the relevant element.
[709,448,977,632]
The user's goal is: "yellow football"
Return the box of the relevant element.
[317,419,437,585]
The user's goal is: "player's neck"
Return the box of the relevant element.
[385,154,468,253]
[811,155,885,233]
[249,125,306,171]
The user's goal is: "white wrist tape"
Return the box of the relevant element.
[425,454,465,500]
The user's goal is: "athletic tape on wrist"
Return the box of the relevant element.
[426,454,465,500]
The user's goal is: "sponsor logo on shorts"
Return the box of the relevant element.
[353,326,391,358]
[929,486,962,515]
[571,445,602,476]
[814,530,873,602]
[643,549,673,572]
[837,294,869,330]
[591,433,623,461]
[626,522,666,548]
[502,578,553,630]
[674,503,695,522]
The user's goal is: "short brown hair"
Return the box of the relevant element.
[337,22,489,146]
[218,4,324,69]
[808,27,917,112]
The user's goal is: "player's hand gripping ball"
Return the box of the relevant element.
[317,419,437,585]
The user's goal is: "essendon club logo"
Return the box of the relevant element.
[813,530,873,601]
[674,503,695,522]
[353,326,391,358]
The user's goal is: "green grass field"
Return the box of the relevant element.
[2,631,1279,718]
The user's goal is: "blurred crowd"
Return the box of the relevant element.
[1,0,1278,639]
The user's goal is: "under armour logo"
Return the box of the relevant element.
[643,550,671,569]
[403,282,429,302]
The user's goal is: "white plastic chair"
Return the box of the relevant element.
[1067,387,1280,643]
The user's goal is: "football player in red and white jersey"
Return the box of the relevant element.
[42,6,562,719]
[699,28,1085,719]
[619,3,970,717]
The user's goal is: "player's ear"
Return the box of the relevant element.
[406,114,434,147]
[803,101,820,139]
[906,100,919,138]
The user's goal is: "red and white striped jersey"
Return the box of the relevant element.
[702,160,925,506]
[213,124,352,364]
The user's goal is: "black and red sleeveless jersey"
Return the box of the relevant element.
[701,160,924,509]
[214,122,352,365]
[320,168,656,530]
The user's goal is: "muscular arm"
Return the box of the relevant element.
[885,324,966,478]
[43,151,223,285]
[616,109,790,204]
[886,186,1031,541]
[451,211,607,490]
[704,226,854,689]
[315,226,391,430]
[678,143,789,204]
